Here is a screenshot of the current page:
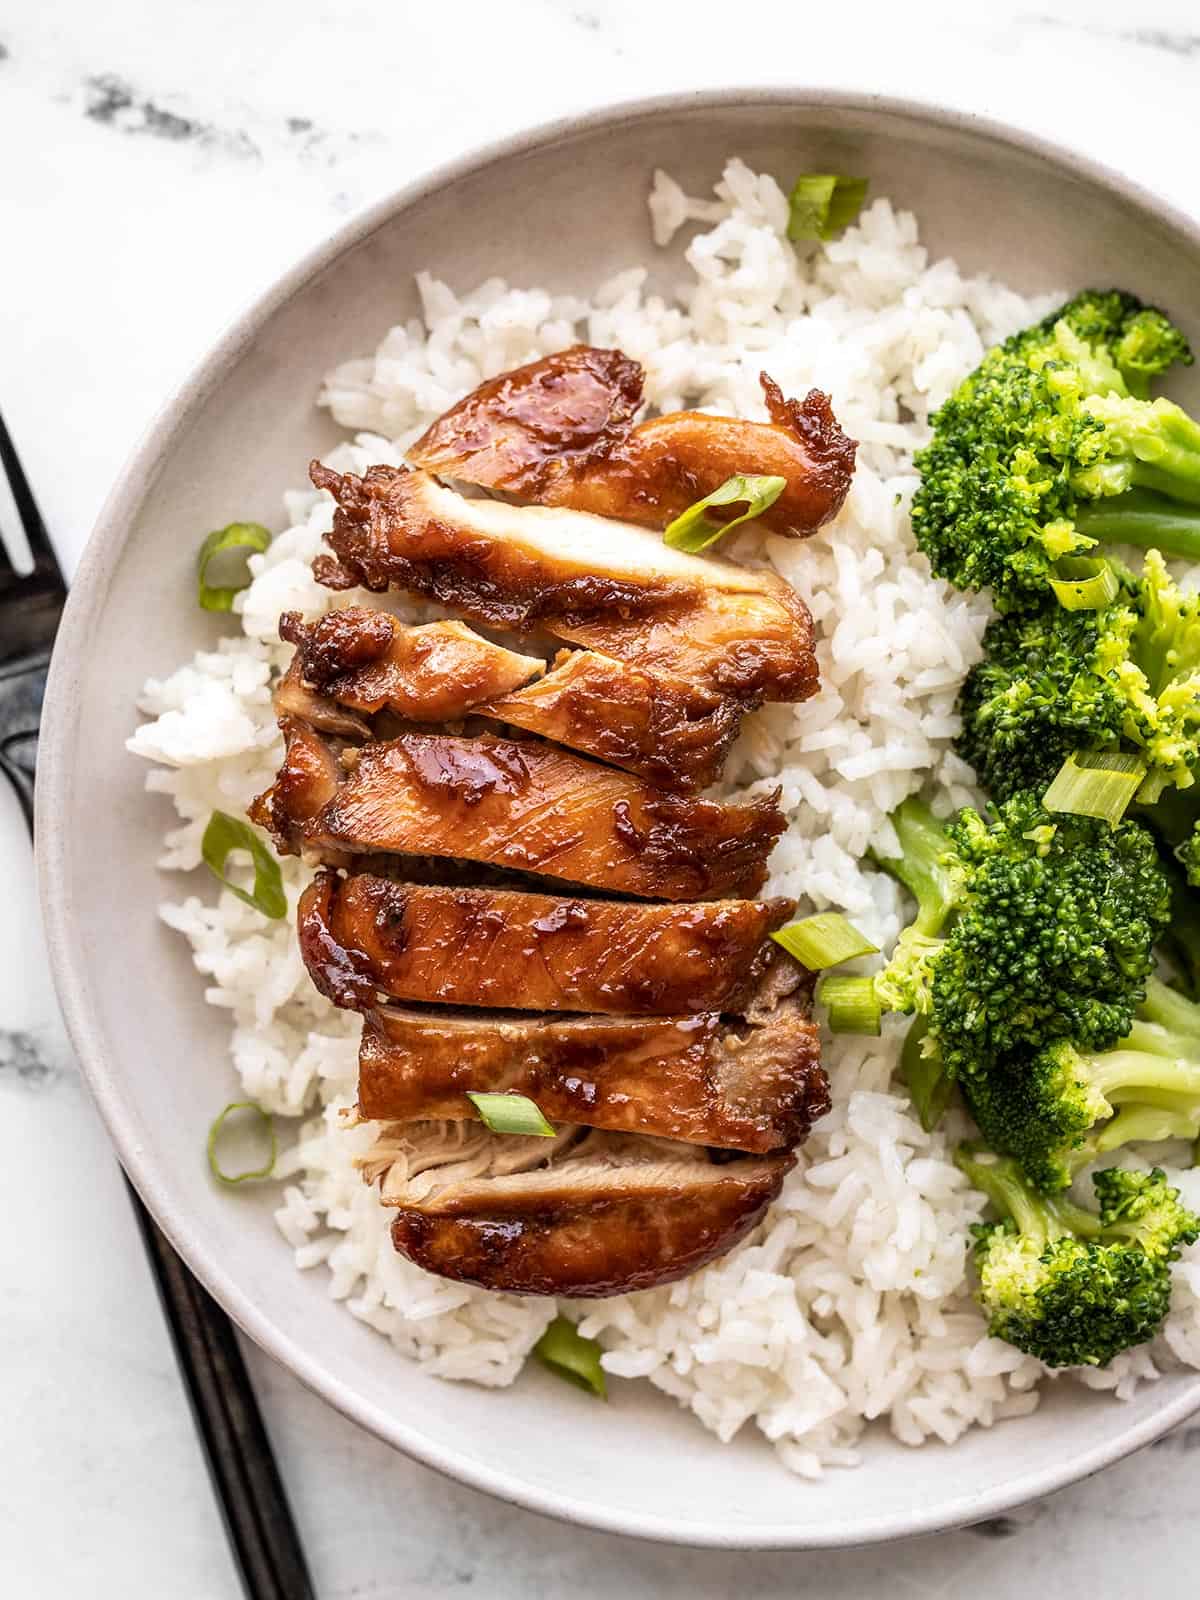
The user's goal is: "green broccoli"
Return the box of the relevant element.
[1179,823,1200,889]
[956,1147,1199,1367]
[912,289,1200,607]
[857,793,1170,1082]
[963,975,1200,1189]
[956,550,1200,804]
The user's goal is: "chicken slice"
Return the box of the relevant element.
[252,726,784,899]
[278,607,544,723]
[356,982,828,1154]
[369,1121,792,1296]
[297,870,792,1015]
[477,647,742,793]
[309,465,819,704]
[406,346,856,538]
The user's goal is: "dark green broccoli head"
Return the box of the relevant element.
[955,551,1200,804]
[927,795,1170,1076]
[962,1044,1109,1192]
[974,1222,1176,1368]
[912,290,1200,605]
[956,597,1128,802]
[959,1151,1199,1367]
[1179,823,1200,889]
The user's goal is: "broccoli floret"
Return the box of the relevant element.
[867,793,1170,1082]
[963,976,1200,1188]
[1179,823,1200,889]
[912,289,1200,606]
[956,1148,1199,1367]
[956,551,1200,804]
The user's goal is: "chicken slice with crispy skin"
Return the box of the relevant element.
[310,465,819,705]
[253,726,784,898]
[356,975,828,1153]
[406,346,856,538]
[297,870,792,1015]
[279,607,544,723]
[366,1120,791,1296]
[478,647,742,793]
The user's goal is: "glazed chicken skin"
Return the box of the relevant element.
[278,608,544,722]
[357,985,827,1153]
[406,346,857,539]
[252,724,785,900]
[298,870,792,1015]
[478,647,742,793]
[310,465,820,705]
[369,1121,793,1297]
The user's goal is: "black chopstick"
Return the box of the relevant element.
[0,401,316,1600]
[129,1191,317,1600]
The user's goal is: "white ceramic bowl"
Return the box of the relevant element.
[37,89,1200,1548]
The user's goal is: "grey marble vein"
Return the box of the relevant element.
[0,1024,61,1087]
[82,72,261,159]
[1024,14,1200,58]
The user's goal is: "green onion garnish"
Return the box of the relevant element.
[787,174,869,242]
[1048,557,1120,611]
[1043,750,1147,827]
[662,473,786,553]
[899,1014,952,1133]
[201,811,287,919]
[207,1101,276,1185]
[816,974,882,1035]
[466,1091,555,1137]
[772,913,878,969]
[533,1315,607,1398]
[197,521,271,612]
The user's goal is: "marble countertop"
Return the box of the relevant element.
[4,1,1200,1593]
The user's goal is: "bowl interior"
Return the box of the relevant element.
[39,92,1200,1548]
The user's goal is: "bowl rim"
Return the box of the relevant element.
[36,83,1200,1549]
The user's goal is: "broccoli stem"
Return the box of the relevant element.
[876,798,958,936]
[1073,1102,1200,1178]
[1138,974,1200,1040]
[1086,1046,1200,1100]
[955,1147,1099,1243]
[1075,489,1200,562]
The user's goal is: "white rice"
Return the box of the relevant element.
[129,159,1200,1472]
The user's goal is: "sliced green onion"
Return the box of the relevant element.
[201,811,287,919]
[466,1091,555,1137]
[197,521,271,611]
[207,1101,276,1185]
[787,174,869,242]
[1043,750,1147,827]
[1048,557,1121,611]
[533,1315,607,1398]
[772,913,878,970]
[899,1014,953,1133]
[816,974,882,1035]
[662,473,786,554]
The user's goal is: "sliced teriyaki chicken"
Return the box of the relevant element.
[405,346,857,538]
[309,464,819,704]
[297,870,792,1014]
[477,647,743,793]
[365,1120,793,1296]
[251,726,785,899]
[356,981,828,1153]
[278,607,544,724]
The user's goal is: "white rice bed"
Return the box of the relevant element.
[128,160,1200,1476]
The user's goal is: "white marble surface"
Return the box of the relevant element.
[4,1,1200,1593]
